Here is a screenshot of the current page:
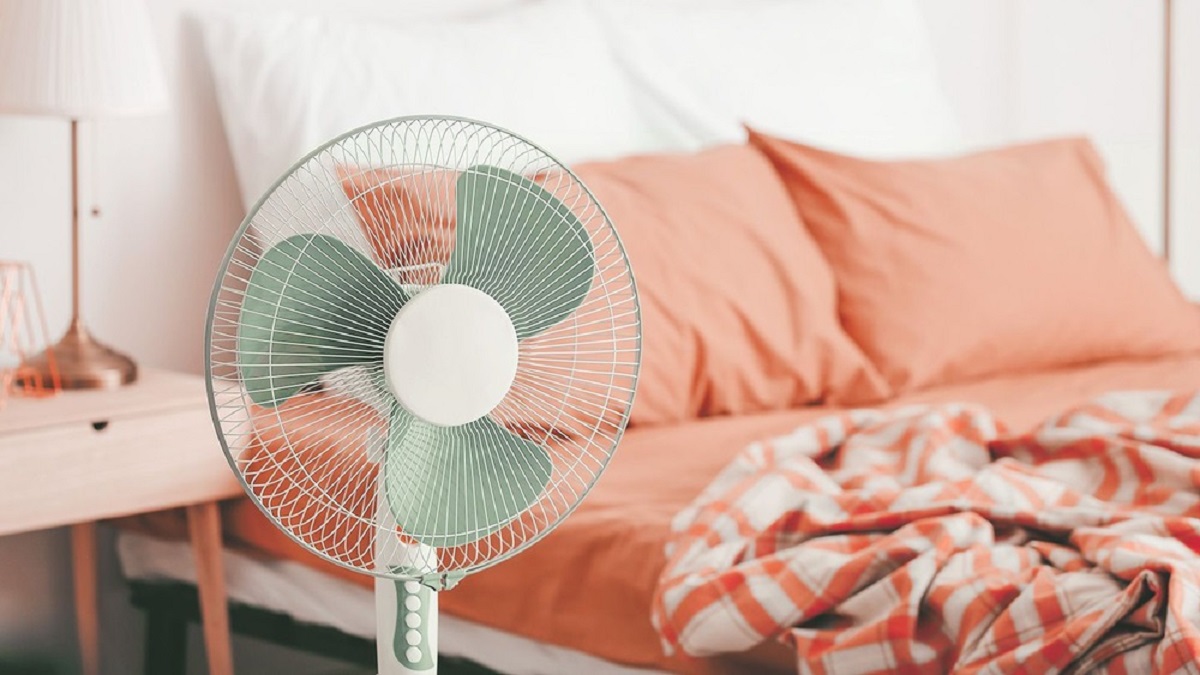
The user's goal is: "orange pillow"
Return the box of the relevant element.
[338,146,889,425]
[749,130,1200,395]
[571,145,889,423]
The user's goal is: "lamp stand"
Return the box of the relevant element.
[18,119,137,390]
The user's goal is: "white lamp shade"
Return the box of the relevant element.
[0,0,168,117]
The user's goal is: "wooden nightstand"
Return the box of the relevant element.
[0,369,242,675]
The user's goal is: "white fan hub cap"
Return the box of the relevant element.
[383,283,518,427]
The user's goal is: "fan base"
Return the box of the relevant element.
[17,321,137,390]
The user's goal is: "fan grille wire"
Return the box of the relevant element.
[206,117,641,581]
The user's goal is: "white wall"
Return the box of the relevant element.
[1176,0,1200,281]
[919,0,1017,146]
[925,0,1192,279]
[1013,0,1170,257]
[0,1,1195,672]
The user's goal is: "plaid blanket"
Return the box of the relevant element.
[652,391,1200,674]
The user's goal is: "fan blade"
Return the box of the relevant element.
[444,165,594,338]
[238,234,408,407]
[384,408,553,547]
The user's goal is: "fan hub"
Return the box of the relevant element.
[383,283,518,427]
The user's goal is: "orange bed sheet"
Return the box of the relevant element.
[125,354,1200,673]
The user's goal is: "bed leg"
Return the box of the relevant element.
[143,609,188,675]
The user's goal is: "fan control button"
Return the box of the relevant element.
[406,647,423,663]
[405,596,421,611]
[406,629,422,646]
[406,613,421,628]
[404,581,421,593]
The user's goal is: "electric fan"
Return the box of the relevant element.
[205,116,640,674]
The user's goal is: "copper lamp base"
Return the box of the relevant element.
[19,322,137,390]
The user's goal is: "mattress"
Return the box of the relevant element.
[117,531,663,675]
[119,354,1200,674]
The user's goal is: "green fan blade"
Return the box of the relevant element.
[238,234,408,407]
[384,408,553,547]
[444,165,594,338]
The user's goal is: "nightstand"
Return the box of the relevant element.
[0,369,242,675]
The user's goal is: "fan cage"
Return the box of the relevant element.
[205,116,641,584]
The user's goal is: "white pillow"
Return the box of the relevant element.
[588,0,963,158]
[199,1,676,209]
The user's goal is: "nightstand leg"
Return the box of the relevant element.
[187,502,234,675]
[70,522,100,675]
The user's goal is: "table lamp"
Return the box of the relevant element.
[0,0,168,389]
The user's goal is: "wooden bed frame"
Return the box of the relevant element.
[128,580,502,675]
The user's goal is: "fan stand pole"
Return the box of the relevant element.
[377,486,438,674]
[376,575,438,674]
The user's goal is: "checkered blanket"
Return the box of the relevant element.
[652,391,1200,674]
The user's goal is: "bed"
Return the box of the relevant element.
[119,355,1200,673]
[116,1,1200,673]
